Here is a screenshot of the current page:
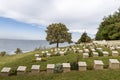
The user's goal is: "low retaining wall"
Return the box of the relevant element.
[93,40,120,46]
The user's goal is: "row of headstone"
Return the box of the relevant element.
[41,47,69,57]
[83,50,119,58]
[1,59,120,76]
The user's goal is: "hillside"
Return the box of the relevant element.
[0,44,120,80]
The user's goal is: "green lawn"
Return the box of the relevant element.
[0,45,120,80]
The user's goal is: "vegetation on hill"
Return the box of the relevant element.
[46,23,72,48]
[76,32,91,44]
[0,44,120,80]
[14,48,23,54]
[96,9,120,40]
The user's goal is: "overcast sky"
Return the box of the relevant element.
[0,0,120,41]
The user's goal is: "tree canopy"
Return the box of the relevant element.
[46,23,72,48]
[95,9,120,40]
[76,32,91,44]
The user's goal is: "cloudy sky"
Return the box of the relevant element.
[0,0,120,41]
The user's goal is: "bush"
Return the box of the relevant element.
[76,55,80,62]
[87,65,93,70]
[88,49,93,57]
[0,51,6,56]
[9,70,17,76]
[14,48,22,54]
[42,53,47,57]
[96,49,103,56]
[41,58,47,62]
[70,62,78,70]
[104,64,109,69]
[32,59,36,62]
[54,63,63,73]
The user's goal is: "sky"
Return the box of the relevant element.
[0,0,120,41]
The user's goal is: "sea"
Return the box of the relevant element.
[0,39,74,55]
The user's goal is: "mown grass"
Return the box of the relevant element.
[0,45,120,80]
[1,70,120,80]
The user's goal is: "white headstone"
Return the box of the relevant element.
[17,66,26,72]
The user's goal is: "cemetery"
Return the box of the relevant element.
[1,41,120,80]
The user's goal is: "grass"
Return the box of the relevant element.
[0,45,120,80]
[1,70,120,80]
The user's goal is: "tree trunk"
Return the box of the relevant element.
[56,42,59,48]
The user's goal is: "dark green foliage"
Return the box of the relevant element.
[42,53,47,57]
[32,59,36,62]
[87,65,93,70]
[103,64,109,69]
[76,55,80,62]
[70,62,78,70]
[46,23,72,48]
[96,49,103,56]
[54,63,63,73]
[96,9,120,40]
[77,32,91,44]
[9,70,17,76]
[88,50,93,57]
[0,51,6,56]
[41,58,47,62]
[14,48,22,54]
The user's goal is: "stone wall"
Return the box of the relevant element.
[93,40,120,46]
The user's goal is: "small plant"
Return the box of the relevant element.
[54,63,63,73]
[87,65,93,70]
[88,48,93,57]
[32,59,36,62]
[41,58,47,62]
[42,53,47,57]
[70,62,78,70]
[0,51,6,56]
[96,49,103,56]
[76,55,80,62]
[9,70,17,76]
[104,64,109,69]
[14,48,23,54]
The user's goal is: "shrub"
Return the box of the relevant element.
[14,48,22,54]
[104,64,109,69]
[42,53,47,57]
[76,55,80,62]
[54,63,63,73]
[96,49,103,56]
[32,59,36,62]
[9,70,17,76]
[88,49,93,57]
[87,65,93,70]
[41,58,47,62]
[70,62,78,70]
[0,51,6,56]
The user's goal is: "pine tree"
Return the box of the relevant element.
[76,32,91,44]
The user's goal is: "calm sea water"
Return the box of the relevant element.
[0,39,74,54]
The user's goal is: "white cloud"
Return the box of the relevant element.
[0,0,120,35]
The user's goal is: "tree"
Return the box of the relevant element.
[96,8,120,40]
[76,32,91,44]
[46,23,72,48]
